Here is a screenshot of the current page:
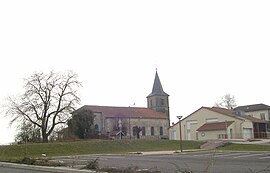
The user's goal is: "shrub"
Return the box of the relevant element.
[83,158,99,170]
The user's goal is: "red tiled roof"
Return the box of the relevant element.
[179,107,244,123]
[197,121,234,131]
[207,107,267,123]
[242,115,267,123]
[177,107,266,127]
[76,105,168,119]
[204,107,244,120]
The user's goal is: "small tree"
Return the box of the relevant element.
[215,93,237,109]
[134,126,142,139]
[5,71,81,143]
[15,121,41,143]
[67,109,95,139]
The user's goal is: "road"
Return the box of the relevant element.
[58,151,270,173]
[1,151,270,173]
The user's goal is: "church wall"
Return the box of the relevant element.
[104,117,169,139]
[93,112,104,132]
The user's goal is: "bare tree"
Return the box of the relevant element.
[215,93,237,109]
[5,71,81,143]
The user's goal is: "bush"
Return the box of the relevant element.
[19,157,36,165]
[17,157,64,167]
[83,158,99,170]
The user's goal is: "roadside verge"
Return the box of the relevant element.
[0,161,96,173]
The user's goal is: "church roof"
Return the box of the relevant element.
[75,105,168,119]
[147,71,169,97]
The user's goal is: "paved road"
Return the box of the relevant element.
[57,151,270,173]
[1,151,270,173]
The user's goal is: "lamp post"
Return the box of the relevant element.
[129,103,135,139]
[177,116,183,152]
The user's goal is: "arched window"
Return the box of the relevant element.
[160,127,163,135]
[95,124,99,131]
[151,127,154,136]
[161,98,164,106]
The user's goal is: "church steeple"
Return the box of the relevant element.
[147,71,170,117]
[147,71,169,97]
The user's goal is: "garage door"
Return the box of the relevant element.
[243,128,252,139]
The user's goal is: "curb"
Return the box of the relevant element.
[0,162,96,173]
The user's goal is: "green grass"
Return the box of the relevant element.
[219,143,270,151]
[1,140,270,162]
[0,139,204,161]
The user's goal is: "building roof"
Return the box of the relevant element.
[204,107,267,123]
[147,71,169,97]
[204,107,244,120]
[241,115,267,123]
[75,105,168,119]
[176,106,266,126]
[234,104,270,112]
[197,121,234,131]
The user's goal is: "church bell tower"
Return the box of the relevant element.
[147,71,170,118]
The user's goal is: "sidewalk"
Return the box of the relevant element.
[231,139,270,145]
[0,161,96,173]
[129,149,204,155]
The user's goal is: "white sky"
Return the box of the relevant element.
[0,0,270,144]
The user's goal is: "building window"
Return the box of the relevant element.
[187,120,198,130]
[150,100,152,107]
[260,113,266,120]
[218,134,228,139]
[160,127,163,135]
[142,127,145,136]
[171,130,176,140]
[161,99,164,106]
[206,118,218,123]
[151,127,154,136]
[95,124,99,131]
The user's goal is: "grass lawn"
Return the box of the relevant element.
[2,140,269,162]
[0,139,204,161]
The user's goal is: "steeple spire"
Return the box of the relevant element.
[146,70,170,119]
[147,71,169,97]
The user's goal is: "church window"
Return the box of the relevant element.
[151,127,154,136]
[161,99,164,106]
[142,127,145,136]
[160,127,163,135]
[95,124,99,131]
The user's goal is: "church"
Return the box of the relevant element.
[74,71,170,139]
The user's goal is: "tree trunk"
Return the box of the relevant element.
[136,132,140,139]
[42,133,49,143]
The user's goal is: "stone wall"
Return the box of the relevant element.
[103,117,169,139]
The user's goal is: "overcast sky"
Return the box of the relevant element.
[0,0,270,144]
